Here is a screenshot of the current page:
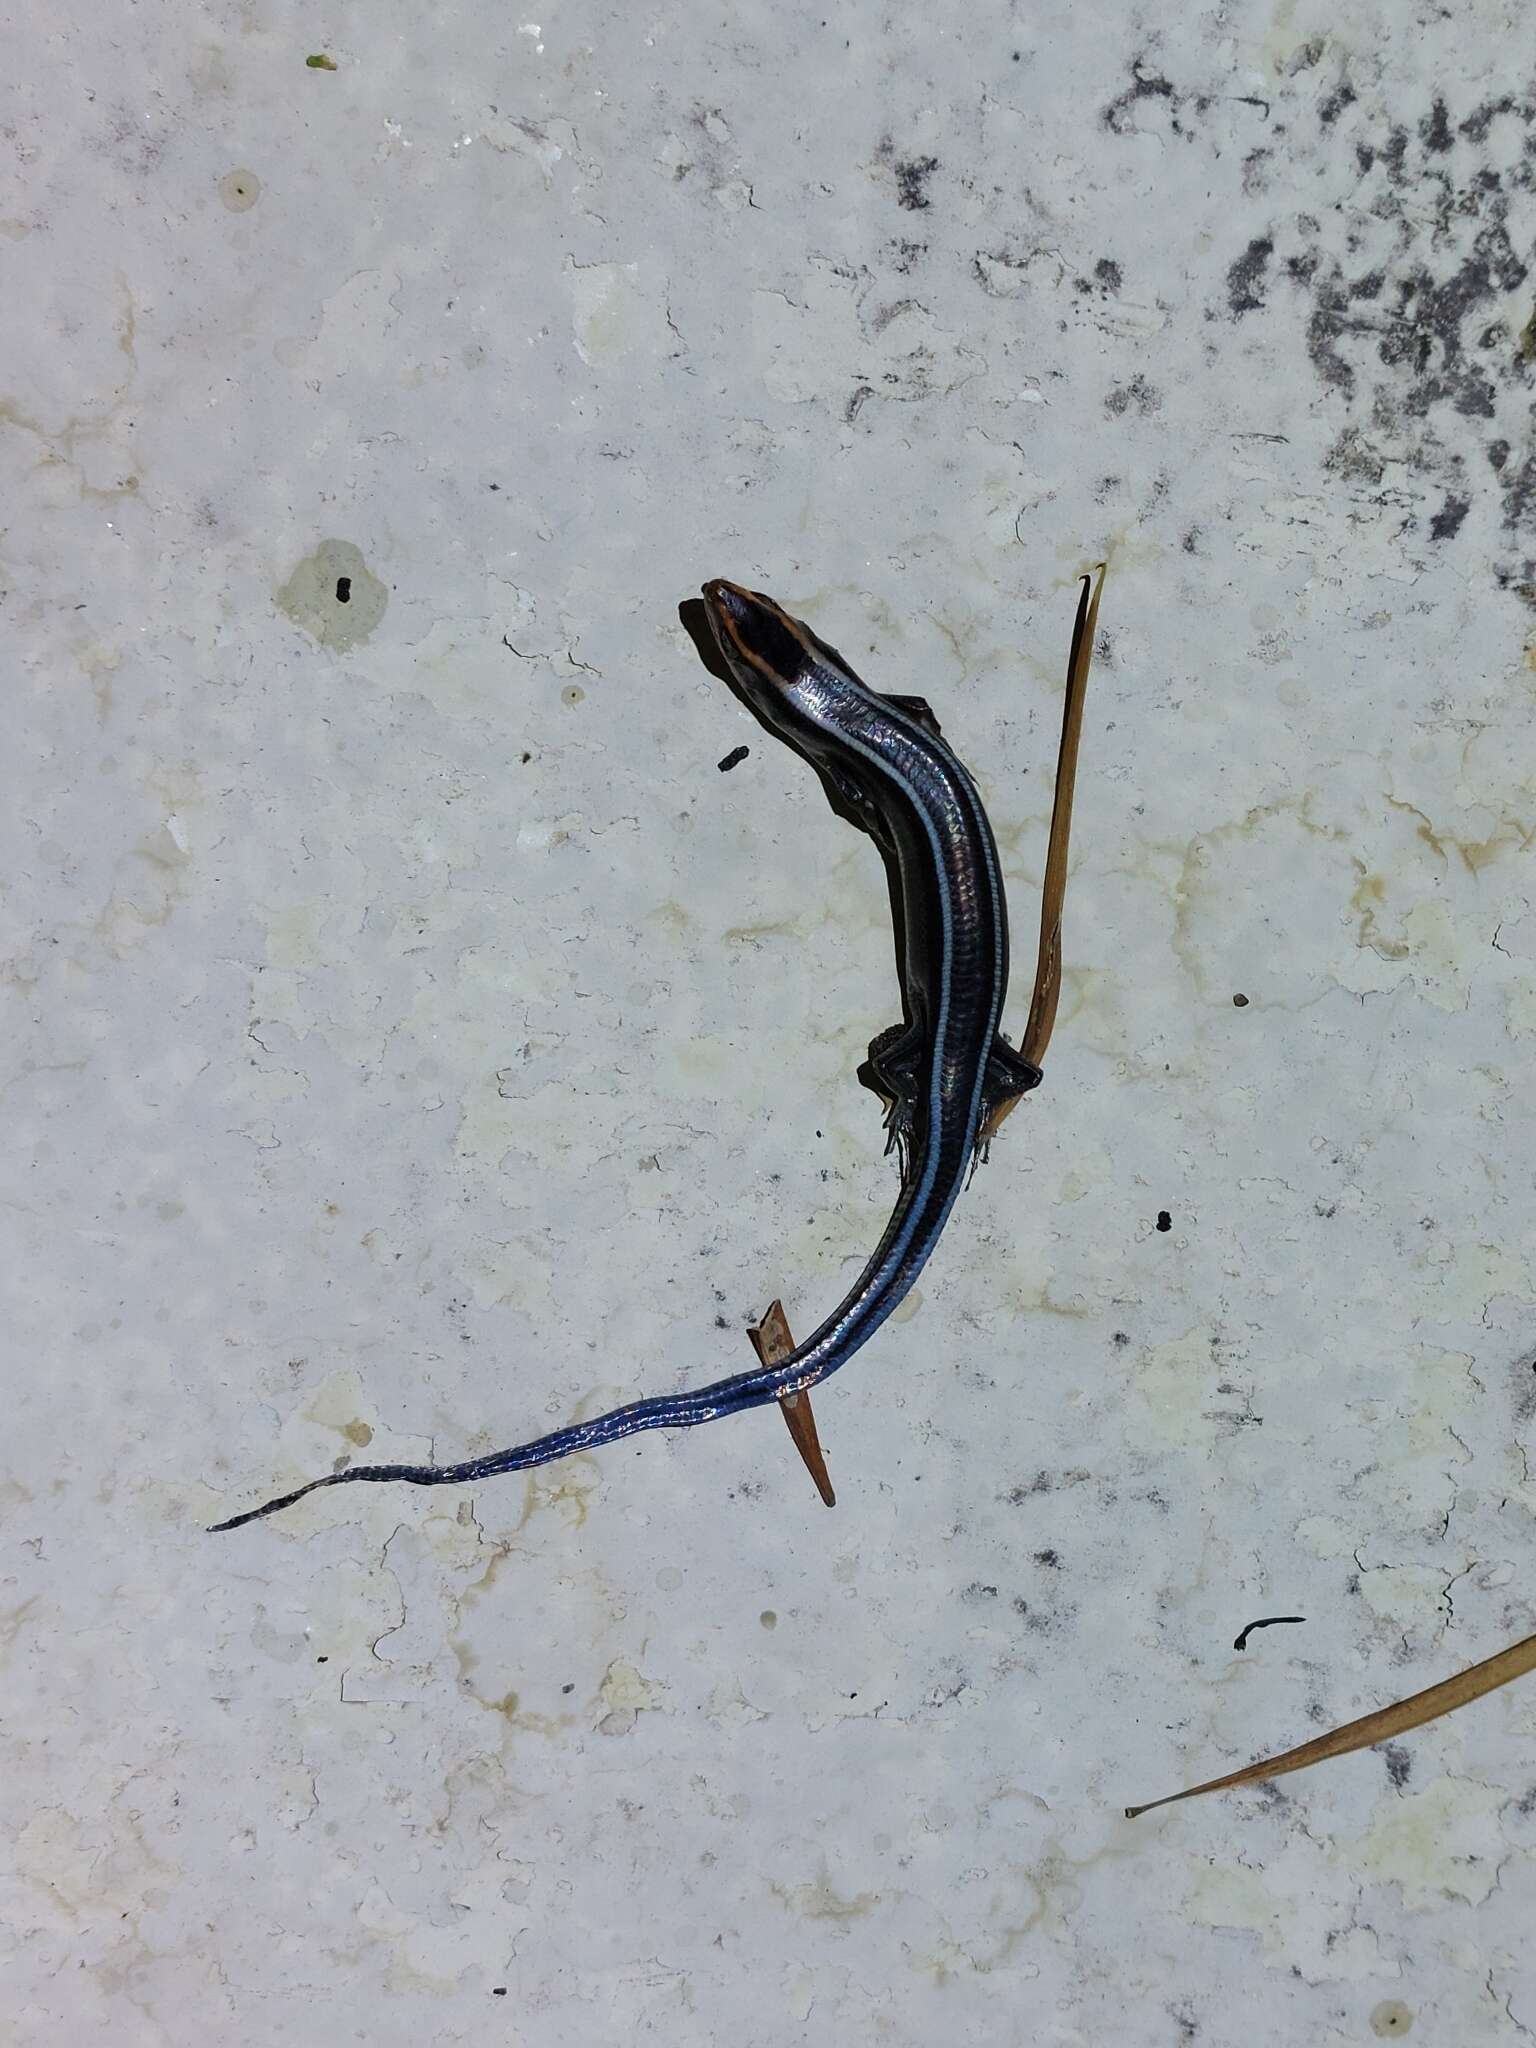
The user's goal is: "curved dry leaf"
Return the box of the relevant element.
[1126,1629,1536,1818]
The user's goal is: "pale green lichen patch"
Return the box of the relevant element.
[218,169,260,211]
[276,539,387,650]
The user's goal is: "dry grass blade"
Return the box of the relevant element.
[1021,563,1107,1071]
[1125,1630,1536,1818]
[750,1298,836,1507]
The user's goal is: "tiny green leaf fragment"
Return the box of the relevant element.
[306,52,338,69]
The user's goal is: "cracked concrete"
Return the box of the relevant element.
[4,0,1535,2042]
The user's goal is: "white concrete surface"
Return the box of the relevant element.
[5,2,1535,2040]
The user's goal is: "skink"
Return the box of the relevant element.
[212,570,1102,1530]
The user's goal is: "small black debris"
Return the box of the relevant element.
[718,745,750,773]
[1232,992,1250,1007]
[1156,1211,1172,1233]
[1234,1615,1306,1651]
[894,153,939,210]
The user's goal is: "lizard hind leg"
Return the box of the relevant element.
[857,1021,925,1180]
[973,1035,1044,1169]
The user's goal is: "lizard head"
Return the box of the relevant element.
[700,580,816,703]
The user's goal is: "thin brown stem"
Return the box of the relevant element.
[1020,563,1106,1071]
